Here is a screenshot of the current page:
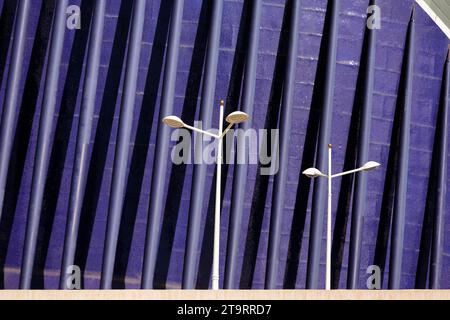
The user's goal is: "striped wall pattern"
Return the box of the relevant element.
[0,0,448,289]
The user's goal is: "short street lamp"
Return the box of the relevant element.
[163,100,249,290]
[303,144,380,290]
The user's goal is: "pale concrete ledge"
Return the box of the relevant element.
[0,290,449,300]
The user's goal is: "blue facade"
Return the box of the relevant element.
[0,0,448,289]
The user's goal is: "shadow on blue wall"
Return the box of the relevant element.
[32,0,94,289]
[0,0,55,289]
[373,10,414,288]
[113,0,172,289]
[75,0,133,289]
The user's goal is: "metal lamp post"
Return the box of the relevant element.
[303,144,380,290]
[163,100,249,290]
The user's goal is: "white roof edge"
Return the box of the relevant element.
[415,0,450,39]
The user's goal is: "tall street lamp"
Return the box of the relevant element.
[163,100,249,290]
[303,144,380,290]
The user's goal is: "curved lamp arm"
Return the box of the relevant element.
[183,123,220,139]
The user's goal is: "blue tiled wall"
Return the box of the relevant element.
[0,0,448,289]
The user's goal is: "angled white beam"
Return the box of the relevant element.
[416,0,450,39]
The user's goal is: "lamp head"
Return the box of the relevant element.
[302,168,325,178]
[163,115,184,128]
[226,111,249,124]
[361,161,381,171]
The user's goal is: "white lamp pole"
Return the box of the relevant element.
[212,100,224,290]
[303,144,380,290]
[163,100,249,290]
[327,144,332,291]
